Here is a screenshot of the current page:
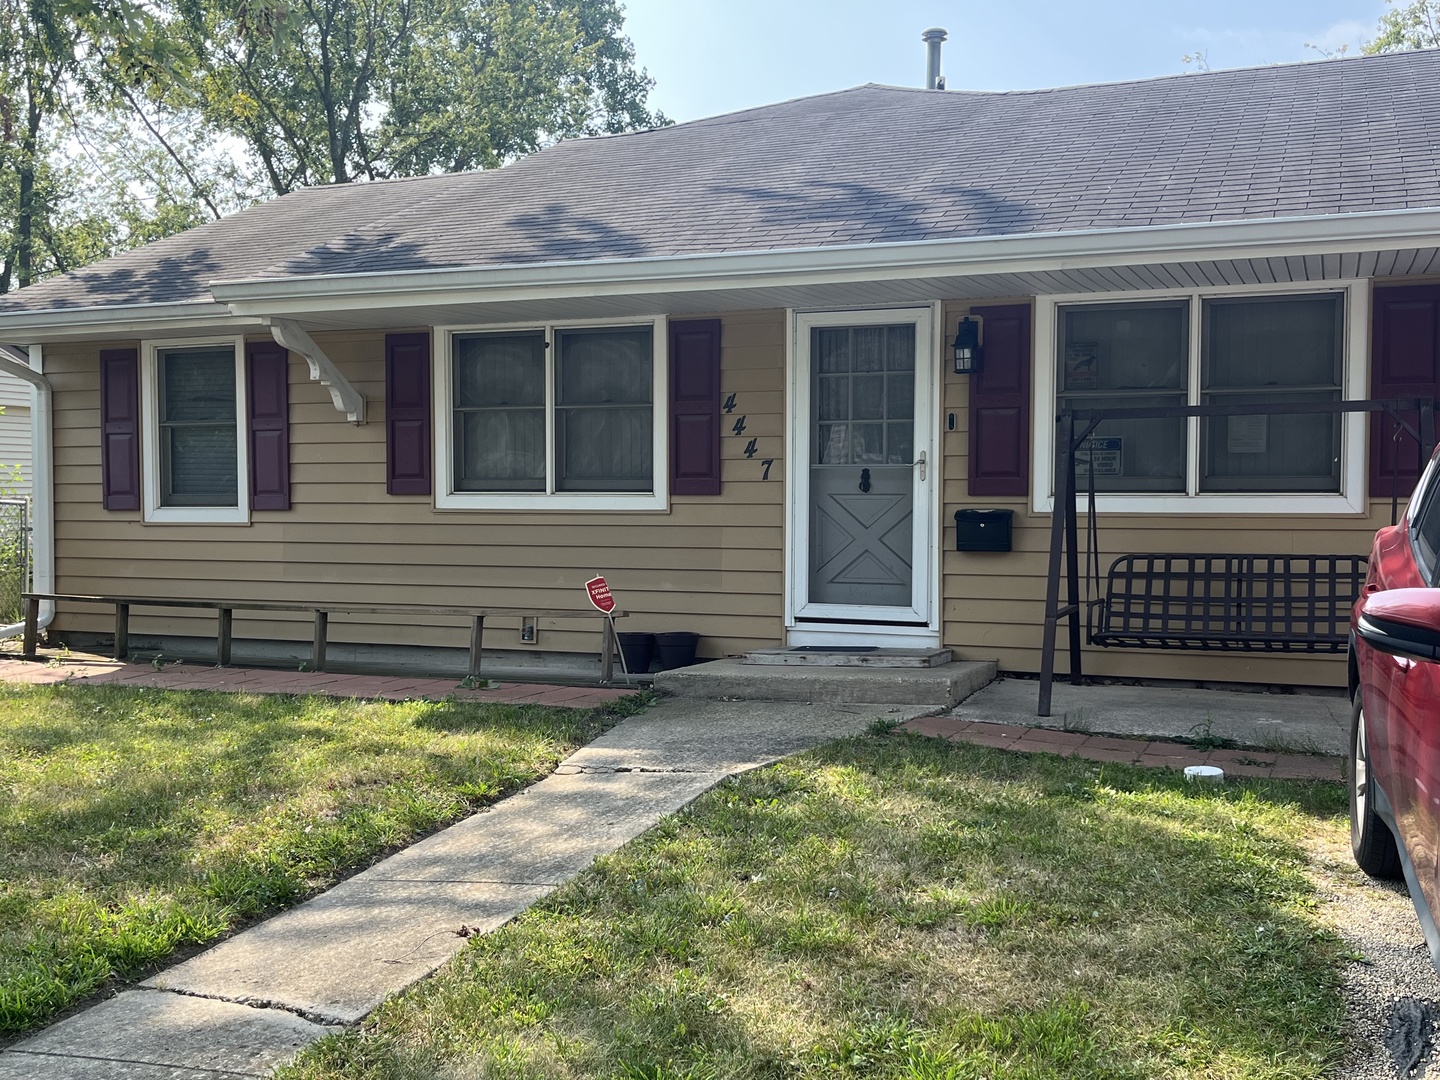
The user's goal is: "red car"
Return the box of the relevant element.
[1351,445,1440,963]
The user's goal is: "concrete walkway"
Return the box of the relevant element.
[0,656,633,709]
[0,697,931,1079]
[949,676,1351,757]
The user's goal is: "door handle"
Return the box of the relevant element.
[914,450,927,481]
[859,468,871,493]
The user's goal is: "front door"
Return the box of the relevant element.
[791,308,935,631]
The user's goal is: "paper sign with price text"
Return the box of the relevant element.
[585,576,616,614]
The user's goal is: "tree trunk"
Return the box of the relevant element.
[16,89,39,289]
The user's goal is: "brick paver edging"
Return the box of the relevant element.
[0,657,635,710]
[903,716,1344,782]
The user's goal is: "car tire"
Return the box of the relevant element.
[1351,691,1403,880]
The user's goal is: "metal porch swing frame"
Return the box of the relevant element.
[1037,396,1437,716]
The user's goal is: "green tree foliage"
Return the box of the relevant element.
[175,0,666,195]
[1364,0,1440,52]
[0,0,182,292]
[0,0,661,293]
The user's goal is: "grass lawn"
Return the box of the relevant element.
[0,681,639,1036]
[281,730,1351,1080]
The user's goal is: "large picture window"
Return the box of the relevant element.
[438,320,665,510]
[141,339,248,523]
[1045,288,1359,512]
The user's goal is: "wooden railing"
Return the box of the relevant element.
[21,593,626,683]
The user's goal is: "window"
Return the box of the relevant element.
[1039,287,1364,514]
[437,319,666,510]
[1411,454,1440,585]
[141,339,248,523]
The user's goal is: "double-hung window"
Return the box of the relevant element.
[437,319,667,509]
[141,339,248,523]
[1039,286,1364,513]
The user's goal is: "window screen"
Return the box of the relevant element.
[452,331,546,491]
[1201,293,1343,493]
[1057,302,1188,492]
[556,327,653,492]
[812,324,915,466]
[157,346,238,506]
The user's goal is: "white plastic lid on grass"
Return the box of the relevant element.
[1184,765,1225,784]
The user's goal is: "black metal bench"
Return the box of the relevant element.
[20,593,627,682]
[1089,554,1368,653]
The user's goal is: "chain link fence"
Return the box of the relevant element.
[0,498,30,625]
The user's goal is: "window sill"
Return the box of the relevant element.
[434,491,669,512]
[143,504,250,524]
[1033,491,1368,516]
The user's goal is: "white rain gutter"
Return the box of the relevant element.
[208,206,1440,315]
[0,343,53,641]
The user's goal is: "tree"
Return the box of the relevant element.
[0,0,181,291]
[1365,0,1440,52]
[176,0,666,196]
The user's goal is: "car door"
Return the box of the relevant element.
[1367,452,1440,917]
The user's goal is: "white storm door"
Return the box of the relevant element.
[791,308,935,625]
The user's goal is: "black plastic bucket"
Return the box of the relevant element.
[653,631,700,671]
[616,632,655,674]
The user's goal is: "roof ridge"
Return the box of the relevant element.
[863,46,1438,99]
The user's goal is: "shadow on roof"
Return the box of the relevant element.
[12,248,226,310]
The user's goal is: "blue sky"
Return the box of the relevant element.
[620,0,1389,122]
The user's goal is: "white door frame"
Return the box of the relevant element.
[784,304,942,645]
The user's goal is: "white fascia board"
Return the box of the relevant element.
[0,301,254,342]
[212,207,1440,316]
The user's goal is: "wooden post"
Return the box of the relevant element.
[311,610,328,672]
[468,615,485,679]
[600,617,615,684]
[217,608,233,666]
[114,603,129,661]
[22,595,39,660]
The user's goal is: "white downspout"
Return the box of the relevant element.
[0,343,52,640]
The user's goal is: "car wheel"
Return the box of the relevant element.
[1351,691,1403,880]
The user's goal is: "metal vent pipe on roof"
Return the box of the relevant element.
[922,27,947,90]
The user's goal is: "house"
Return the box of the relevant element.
[0,371,32,496]
[0,49,1437,686]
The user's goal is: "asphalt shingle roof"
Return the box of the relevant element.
[6,49,1440,313]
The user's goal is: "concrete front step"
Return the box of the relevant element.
[743,647,953,668]
[655,657,997,707]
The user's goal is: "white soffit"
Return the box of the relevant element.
[243,247,1440,333]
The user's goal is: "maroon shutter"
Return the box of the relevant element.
[386,332,432,495]
[669,319,722,495]
[99,348,141,510]
[967,304,1033,497]
[247,340,291,510]
[1371,284,1440,499]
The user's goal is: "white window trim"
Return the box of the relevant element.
[1032,279,1370,515]
[433,316,669,511]
[140,336,250,524]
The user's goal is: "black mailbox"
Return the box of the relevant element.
[954,508,1014,552]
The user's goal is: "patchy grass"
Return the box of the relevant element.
[0,682,642,1035]
[281,732,1350,1080]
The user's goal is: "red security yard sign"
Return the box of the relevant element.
[585,576,616,614]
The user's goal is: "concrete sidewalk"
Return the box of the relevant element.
[0,697,929,1079]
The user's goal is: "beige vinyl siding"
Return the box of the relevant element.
[48,311,786,659]
[939,298,1384,688]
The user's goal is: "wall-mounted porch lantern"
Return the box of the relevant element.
[952,315,982,375]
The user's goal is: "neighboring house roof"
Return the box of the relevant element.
[4,49,1440,315]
